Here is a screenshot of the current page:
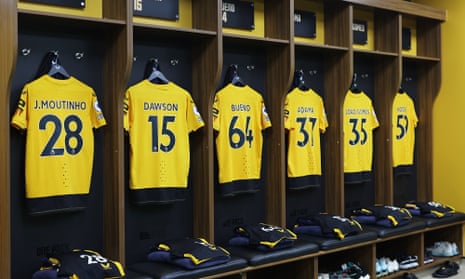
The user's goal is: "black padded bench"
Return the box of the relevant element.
[297,231,378,250]
[226,239,319,266]
[414,212,465,227]
[363,220,426,238]
[127,256,248,279]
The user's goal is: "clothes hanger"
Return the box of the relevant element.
[398,85,405,93]
[146,59,169,84]
[292,69,308,91]
[224,64,245,87]
[349,73,361,93]
[48,51,70,80]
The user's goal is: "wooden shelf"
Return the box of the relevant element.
[295,42,349,52]
[223,33,290,47]
[18,8,126,31]
[403,54,441,62]
[134,23,217,40]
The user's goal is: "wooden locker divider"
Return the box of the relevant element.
[323,2,352,216]
[263,0,293,228]
[0,2,17,278]
[191,0,222,243]
[101,0,133,264]
[371,10,401,206]
[415,17,442,202]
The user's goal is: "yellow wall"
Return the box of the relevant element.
[415,0,465,212]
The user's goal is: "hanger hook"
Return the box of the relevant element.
[21,48,32,56]
[74,52,84,60]
[51,50,60,65]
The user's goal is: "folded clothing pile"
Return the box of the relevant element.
[351,205,412,227]
[229,223,297,251]
[32,249,125,279]
[294,213,363,240]
[404,201,455,218]
[148,237,231,269]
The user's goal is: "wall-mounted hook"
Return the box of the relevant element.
[309,70,317,76]
[246,65,255,71]
[50,50,60,65]
[74,52,84,60]
[170,59,179,66]
[21,48,32,56]
[405,77,412,82]
[361,73,369,79]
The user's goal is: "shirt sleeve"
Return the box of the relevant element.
[319,98,329,133]
[123,89,130,132]
[212,94,220,131]
[11,86,29,130]
[261,99,272,130]
[283,94,292,130]
[91,91,107,129]
[187,95,205,132]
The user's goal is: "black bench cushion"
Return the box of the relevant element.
[125,270,155,279]
[297,231,378,250]
[226,239,319,266]
[363,220,426,238]
[127,256,247,279]
[414,212,465,227]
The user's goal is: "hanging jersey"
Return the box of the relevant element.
[212,84,271,196]
[149,237,231,269]
[294,213,363,239]
[392,92,418,167]
[343,90,379,182]
[52,249,125,279]
[123,80,204,204]
[230,223,297,251]
[284,88,328,189]
[11,75,106,215]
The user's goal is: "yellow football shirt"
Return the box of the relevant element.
[123,80,204,192]
[212,84,271,190]
[343,90,379,174]
[11,75,106,213]
[284,88,328,179]
[392,92,418,167]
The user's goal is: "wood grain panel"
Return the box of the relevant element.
[373,13,400,205]
[324,3,351,216]
[417,18,441,62]
[264,0,293,227]
[374,10,399,53]
[373,57,399,205]
[191,0,222,242]
[101,0,133,264]
[0,1,17,278]
[343,0,446,21]
[416,62,438,202]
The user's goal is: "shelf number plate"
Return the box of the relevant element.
[222,0,255,30]
[133,0,179,21]
[353,19,368,45]
[21,0,85,9]
[294,10,316,38]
